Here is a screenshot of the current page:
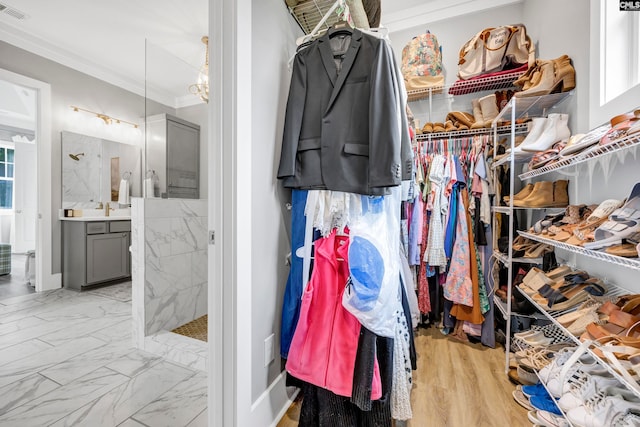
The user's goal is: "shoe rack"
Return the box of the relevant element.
[409,71,528,141]
[490,91,573,375]
[496,99,640,422]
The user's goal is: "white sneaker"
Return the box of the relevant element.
[567,386,640,427]
[547,361,609,398]
[558,371,622,411]
[536,409,570,427]
[611,409,640,426]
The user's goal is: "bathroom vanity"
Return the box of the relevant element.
[62,217,131,290]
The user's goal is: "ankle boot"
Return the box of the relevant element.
[471,99,484,129]
[508,117,549,156]
[479,94,499,127]
[513,181,554,207]
[553,180,569,207]
[504,183,535,204]
[552,55,575,91]
[515,55,576,97]
[433,122,445,132]
[444,120,456,132]
[520,113,571,152]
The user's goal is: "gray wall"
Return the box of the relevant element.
[250,0,302,403]
[0,41,207,274]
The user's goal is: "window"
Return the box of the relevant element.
[601,1,640,104]
[0,147,14,209]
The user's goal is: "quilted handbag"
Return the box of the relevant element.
[457,24,535,80]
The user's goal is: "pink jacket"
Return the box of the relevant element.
[286,231,382,399]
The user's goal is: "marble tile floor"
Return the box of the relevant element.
[0,282,207,426]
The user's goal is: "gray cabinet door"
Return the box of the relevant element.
[167,119,199,198]
[86,232,130,284]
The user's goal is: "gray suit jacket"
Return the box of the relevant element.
[277,29,412,196]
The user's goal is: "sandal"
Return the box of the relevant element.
[605,243,639,257]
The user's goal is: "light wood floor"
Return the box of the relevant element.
[278,327,530,426]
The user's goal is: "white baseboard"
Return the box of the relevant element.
[249,371,299,427]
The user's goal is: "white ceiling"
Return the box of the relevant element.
[0,0,521,118]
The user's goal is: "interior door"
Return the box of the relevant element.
[14,140,37,253]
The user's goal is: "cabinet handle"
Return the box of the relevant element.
[123,234,127,237]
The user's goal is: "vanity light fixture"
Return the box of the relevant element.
[188,36,209,103]
[70,106,139,129]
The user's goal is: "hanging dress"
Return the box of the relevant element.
[423,155,447,268]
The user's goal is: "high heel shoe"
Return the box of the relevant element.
[515,55,576,97]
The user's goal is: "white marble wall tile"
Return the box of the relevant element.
[39,340,132,386]
[192,250,208,287]
[106,349,162,377]
[145,218,172,258]
[0,367,129,426]
[0,315,46,337]
[0,339,53,365]
[144,199,206,219]
[145,285,206,336]
[170,217,207,255]
[144,253,193,299]
[0,373,59,415]
[0,336,106,388]
[186,409,208,427]
[132,371,207,427]
[49,360,196,427]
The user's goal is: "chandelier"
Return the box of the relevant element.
[189,35,209,103]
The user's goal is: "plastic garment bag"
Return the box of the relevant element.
[343,187,402,338]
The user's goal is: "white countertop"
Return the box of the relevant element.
[60,216,131,221]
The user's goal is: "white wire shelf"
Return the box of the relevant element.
[406,69,526,102]
[519,127,640,180]
[493,250,542,266]
[515,284,640,397]
[417,122,529,141]
[494,295,509,320]
[289,0,370,35]
[492,152,534,169]
[493,91,574,124]
[518,231,640,271]
[492,206,566,214]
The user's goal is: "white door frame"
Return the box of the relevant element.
[208,0,252,425]
[0,68,59,291]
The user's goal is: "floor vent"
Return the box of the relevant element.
[0,2,28,20]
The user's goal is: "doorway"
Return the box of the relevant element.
[0,68,57,293]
